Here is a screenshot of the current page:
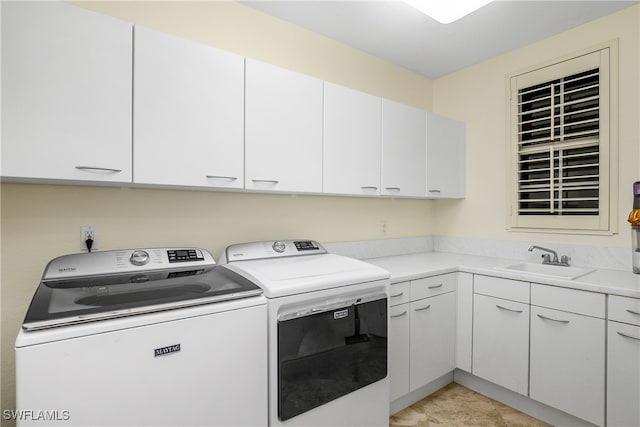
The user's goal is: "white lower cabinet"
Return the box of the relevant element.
[529,284,605,426]
[607,296,640,427]
[409,291,456,391]
[389,303,410,402]
[455,273,473,372]
[472,294,529,395]
[388,275,456,403]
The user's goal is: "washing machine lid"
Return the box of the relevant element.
[222,240,390,298]
[22,248,263,331]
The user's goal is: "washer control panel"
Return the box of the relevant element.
[167,249,205,263]
[224,240,326,262]
[43,248,215,280]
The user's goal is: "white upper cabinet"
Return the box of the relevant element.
[133,26,244,189]
[244,59,323,193]
[426,113,466,198]
[323,83,381,196]
[1,2,132,183]
[382,100,427,197]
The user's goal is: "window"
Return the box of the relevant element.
[508,44,617,233]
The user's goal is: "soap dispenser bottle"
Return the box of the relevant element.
[628,181,640,273]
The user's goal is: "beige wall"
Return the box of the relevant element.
[431,4,640,247]
[2,1,639,423]
[0,1,435,421]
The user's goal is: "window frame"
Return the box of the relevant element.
[506,41,619,235]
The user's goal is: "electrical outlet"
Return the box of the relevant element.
[80,225,98,251]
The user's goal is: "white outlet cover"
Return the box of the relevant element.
[80,225,98,251]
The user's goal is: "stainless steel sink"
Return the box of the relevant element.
[494,263,594,280]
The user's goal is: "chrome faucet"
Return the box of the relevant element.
[528,245,571,266]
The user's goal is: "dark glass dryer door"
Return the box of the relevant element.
[277,295,387,421]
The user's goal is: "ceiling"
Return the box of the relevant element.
[241,0,638,79]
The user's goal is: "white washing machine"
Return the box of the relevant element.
[220,240,391,427]
[15,248,267,427]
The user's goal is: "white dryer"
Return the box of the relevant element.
[15,248,267,427]
[221,240,391,427]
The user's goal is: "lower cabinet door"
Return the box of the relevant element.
[472,294,529,395]
[530,306,605,426]
[409,291,456,391]
[389,303,410,402]
[607,321,640,427]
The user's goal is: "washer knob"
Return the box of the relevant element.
[272,241,286,253]
[130,250,150,266]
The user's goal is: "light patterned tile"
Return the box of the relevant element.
[390,383,550,427]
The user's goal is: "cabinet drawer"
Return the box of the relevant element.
[411,273,456,300]
[474,275,529,303]
[390,281,411,306]
[609,295,640,326]
[531,284,605,318]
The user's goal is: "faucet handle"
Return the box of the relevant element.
[541,254,551,264]
[560,255,571,266]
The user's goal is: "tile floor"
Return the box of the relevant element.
[389,383,551,427]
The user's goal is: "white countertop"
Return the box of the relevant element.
[365,251,640,299]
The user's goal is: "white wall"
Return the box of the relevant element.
[432,5,640,248]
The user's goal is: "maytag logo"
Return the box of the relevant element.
[333,309,349,320]
[154,344,181,357]
[58,267,76,273]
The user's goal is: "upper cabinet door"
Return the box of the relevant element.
[1,2,132,183]
[133,26,244,189]
[323,83,381,196]
[426,113,466,198]
[382,100,426,197]
[244,59,323,193]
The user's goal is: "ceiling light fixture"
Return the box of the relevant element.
[403,0,494,24]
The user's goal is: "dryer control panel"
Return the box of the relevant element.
[223,240,327,262]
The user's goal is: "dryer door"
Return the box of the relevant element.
[277,295,387,421]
